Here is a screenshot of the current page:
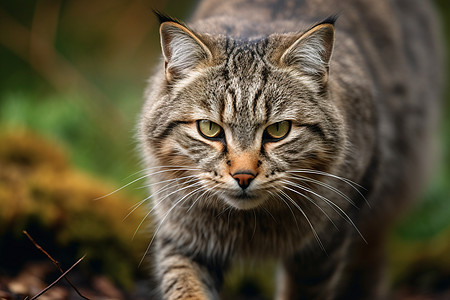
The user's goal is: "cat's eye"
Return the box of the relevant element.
[264,121,291,141]
[197,120,223,140]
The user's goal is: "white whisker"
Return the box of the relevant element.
[273,188,300,232]
[139,183,206,267]
[251,210,257,241]
[282,184,339,231]
[144,167,203,177]
[261,205,277,224]
[123,198,148,222]
[132,174,199,191]
[287,174,357,208]
[123,164,194,180]
[282,179,367,244]
[95,166,201,201]
[227,207,233,228]
[216,206,232,218]
[287,169,370,208]
[187,183,220,212]
[123,175,199,222]
[133,180,203,240]
[276,187,325,252]
[287,169,364,188]
[148,174,199,188]
[94,173,151,201]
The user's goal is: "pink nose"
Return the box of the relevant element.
[232,171,256,190]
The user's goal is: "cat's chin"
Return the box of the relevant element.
[221,194,267,210]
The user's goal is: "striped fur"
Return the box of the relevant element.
[139,0,442,299]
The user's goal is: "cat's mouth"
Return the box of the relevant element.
[223,191,266,210]
[234,192,257,200]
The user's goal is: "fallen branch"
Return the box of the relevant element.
[27,254,86,300]
[23,230,90,300]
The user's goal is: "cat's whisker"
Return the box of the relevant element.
[144,174,200,189]
[286,174,358,208]
[216,206,232,218]
[276,188,326,252]
[227,206,233,228]
[138,184,206,264]
[286,169,370,208]
[187,183,221,212]
[282,179,350,220]
[133,176,197,191]
[287,169,364,189]
[123,175,199,221]
[251,210,257,241]
[143,165,202,170]
[124,164,195,180]
[282,180,367,244]
[94,173,152,201]
[139,183,207,267]
[123,198,149,222]
[282,184,339,231]
[265,191,283,225]
[260,202,277,224]
[132,179,203,240]
[273,188,300,233]
[134,176,196,191]
[216,205,232,218]
[95,166,201,201]
[106,166,189,196]
[151,180,205,217]
[143,167,203,177]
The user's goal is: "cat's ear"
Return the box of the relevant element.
[280,18,335,79]
[159,19,212,83]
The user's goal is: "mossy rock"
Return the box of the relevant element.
[0,129,149,289]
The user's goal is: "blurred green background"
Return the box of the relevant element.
[0,0,449,297]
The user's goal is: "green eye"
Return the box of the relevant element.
[197,120,223,139]
[265,121,291,140]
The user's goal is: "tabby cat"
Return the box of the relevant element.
[138,0,442,299]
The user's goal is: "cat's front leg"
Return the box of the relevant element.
[154,240,221,300]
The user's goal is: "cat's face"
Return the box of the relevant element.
[141,20,346,210]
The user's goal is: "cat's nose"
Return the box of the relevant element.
[232,171,256,190]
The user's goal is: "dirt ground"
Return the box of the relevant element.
[1,261,450,300]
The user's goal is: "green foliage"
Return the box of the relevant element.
[395,177,450,240]
[0,91,142,185]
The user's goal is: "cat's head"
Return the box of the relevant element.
[140,16,347,210]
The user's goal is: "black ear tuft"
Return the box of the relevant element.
[153,10,184,26]
[318,15,339,27]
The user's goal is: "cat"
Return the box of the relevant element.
[138,0,442,299]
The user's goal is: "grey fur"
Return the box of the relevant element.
[139,0,443,299]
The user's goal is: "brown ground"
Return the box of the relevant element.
[1,261,450,300]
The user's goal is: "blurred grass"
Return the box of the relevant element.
[0,90,140,183]
[0,0,449,294]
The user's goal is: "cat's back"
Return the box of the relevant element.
[191,0,441,78]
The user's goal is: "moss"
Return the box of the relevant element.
[0,129,149,289]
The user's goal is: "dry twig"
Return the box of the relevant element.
[23,230,90,300]
[26,254,86,300]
